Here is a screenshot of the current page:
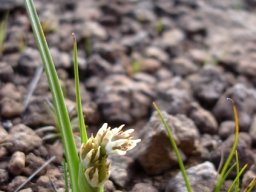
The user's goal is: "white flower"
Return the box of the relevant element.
[103,124,141,155]
[106,138,141,155]
[94,123,112,146]
[79,123,140,188]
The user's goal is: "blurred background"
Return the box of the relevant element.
[1,0,256,191]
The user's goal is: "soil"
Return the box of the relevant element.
[1,0,256,191]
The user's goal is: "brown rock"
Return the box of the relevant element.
[109,155,134,187]
[166,162,218,192]
[140,58,161,73]
[131,183,158,192]
[24,153,46,176]
[7,176,28,192]
[0,169,9,183]
[189,103,218,134]
[0,98,23,118]
[9,124,42,153]
[8,151,26,175]
[0,83,21,101]
[134,112,199,175]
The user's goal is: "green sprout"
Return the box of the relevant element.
[0,14,8,53]
[131,59,141,75]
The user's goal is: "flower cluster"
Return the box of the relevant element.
[80,123,141,187]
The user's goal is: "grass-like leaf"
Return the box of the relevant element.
[73,33,100,192]
[228,164,248,192]
[0,13,8,53]
[63,161,69,192]
[153,102,193,192]
[222,162,237,182]
[244,177,256,192]
[24,0,79,191]
[235,151,240,192]
[214,98,240,192]
[72,33,88,144]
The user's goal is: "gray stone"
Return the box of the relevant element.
[8,151,25,175]
[0,62,14,82]
[23,153,46,176]
[9,124,42,153]
[210,133,254,178]
[131,183,158,192]
[22,97,55,127]
[19,188,33,192]
[50,48,71,69]
[140,58,161,73]
[110,155,133,187]
[145,46,169,63]
[134,112,199,175]
[104,180,116,192]
[189,103,218,134]
[178,14,206,36]
[0,98,23,118]
[0,83,22,101]
[82,21,108,40]
[170,57,198,77]
[0,0,23,11]
[161,29,185,48]
[166,162,218,192]
[7,176,27,192]
[96,74,153,124]
[213,84,256,131]
[121,31,149,48]
[249,115,256,144]
[157,87,192,115]
[0,169,9,183]
[218,121,235,140]
[0,126,10,146]
[242,165,256,191]
[188,65,228,107]
[18,48,41,76]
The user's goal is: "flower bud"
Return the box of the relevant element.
[79,123,140,187]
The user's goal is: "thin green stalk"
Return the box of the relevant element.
[153,102,193,192]
[244,178,256,192]
[73,34,103,192]
[227,164,248,192]
[235,151,240,192]
[214,98,240,192]
[222,163,236,182]
[63,161,69,192]
[24,0,79,191]
[0,13,8,53]
[72,33,88,144]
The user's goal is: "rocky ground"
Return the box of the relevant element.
[1,0,256,191]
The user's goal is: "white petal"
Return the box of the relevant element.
[85,167,99,188]
[83,148,94,168]
[98,123,108,135]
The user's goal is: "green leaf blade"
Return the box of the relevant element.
[24,0,79,191]
[72,33,88,144]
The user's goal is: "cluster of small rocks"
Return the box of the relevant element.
[1,0,256,191]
